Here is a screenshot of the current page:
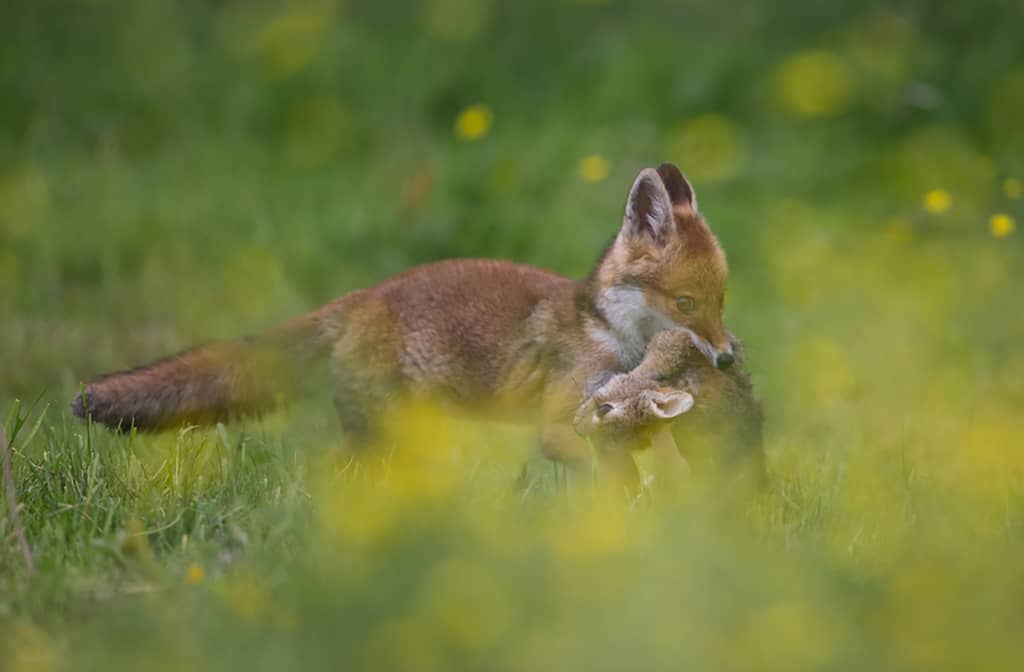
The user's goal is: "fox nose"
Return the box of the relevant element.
[715,352,735,370]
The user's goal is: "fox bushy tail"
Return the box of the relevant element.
[72,308,336,431]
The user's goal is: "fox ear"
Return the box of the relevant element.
[656,163,697,211]
[624,168,675,243]
[646,390,694,420]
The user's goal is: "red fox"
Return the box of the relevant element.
[72,163,738,481]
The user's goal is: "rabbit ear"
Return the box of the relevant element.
[646,390,695,419]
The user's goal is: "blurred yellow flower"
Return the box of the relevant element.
[553,495,629,558]
[773,50,855,119]
[200,243,305,334]
[185,563,205,585]
[739,602,837,671]
[922,189,952,214]
[787,338,856,408]
[284,95,349,167]
[1004,177,1022,200]
[990,213,1015,238]
[366,617,442,671]
[253,2,337,79]
[848,13,915,83]
[454,104,493,141]
[578,154,610,182]
[0,165,49,239]
[4,623,60,672]
[988,68,1024,156]
[425,0,493,41]
[223,572,270,620]
[885,217,912,243]
[0,246,21,301]
[418,558,513,651]
[273,609,301,633]
[890,125,993,209]
[669,114,744,182]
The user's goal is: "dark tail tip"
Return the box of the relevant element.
[71,389,87,419]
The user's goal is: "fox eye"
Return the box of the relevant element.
[675,296,697,313]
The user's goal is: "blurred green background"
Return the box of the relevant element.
[2,0,1022,402]
[3,1,1024,670]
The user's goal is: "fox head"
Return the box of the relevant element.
[592,163,733,370]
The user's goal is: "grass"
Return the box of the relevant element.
[3,0,1024,669]
[4,393,1024,670]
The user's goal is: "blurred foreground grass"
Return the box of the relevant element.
[3,0,1024,669]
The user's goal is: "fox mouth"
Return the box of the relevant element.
[672,326,721,368]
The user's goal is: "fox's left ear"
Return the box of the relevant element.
[624,168,675,243]
[656,163,697,211]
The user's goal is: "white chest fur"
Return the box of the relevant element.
[590,285,677,369]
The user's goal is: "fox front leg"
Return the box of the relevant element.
[537,370,633,488]
[537,421,592,472]
[537,421,644,494]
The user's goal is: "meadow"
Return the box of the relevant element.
[2,1,1024,669]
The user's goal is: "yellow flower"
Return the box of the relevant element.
[922,189,951,214]
[990,213,1015,238]
[772,50,855,119]
[578,154,610,183]
[454,104,493,142]
[185,562,206,585]
[1004,177,1022,200]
